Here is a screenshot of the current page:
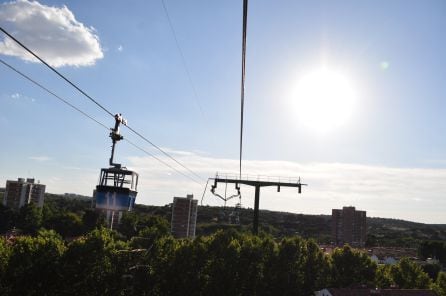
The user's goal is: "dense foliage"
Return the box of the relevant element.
[2,192,446,247]
[0,228,442,296]
[419,241,446,265]
[0,193,445,295]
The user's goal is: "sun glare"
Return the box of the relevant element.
[293,67,356,133]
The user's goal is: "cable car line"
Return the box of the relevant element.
[239,0,248,179]
[0,57,109,131]
[0,27,114,118]
[0,26,205,183]
[200,178,211,205]
[124,138,202,185]
[159,0,205,119]
[125,125,205,182]
[0,57,203,185]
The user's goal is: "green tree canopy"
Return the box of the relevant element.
[389,257,431,289]
[330,245,377,288]
[17,203,42,234]
[0,238,11,293]
[431,272,446,296]
[60,227,126,296]
[4,229,65,295]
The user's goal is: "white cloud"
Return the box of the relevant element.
[0,0,103,67]
[126,151,446,224]
[29,156,51,162]
[15,149,446,224]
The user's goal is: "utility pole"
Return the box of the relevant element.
[210,174,306,235]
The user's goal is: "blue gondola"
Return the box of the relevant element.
[95,167,138,211]
[93,114,138,212]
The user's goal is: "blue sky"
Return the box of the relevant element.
[1,0,446,223]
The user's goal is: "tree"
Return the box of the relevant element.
[202,229,242,296]
[422,263,441,281]
[389,257,431,289]
[0,238,11,294]
[120,213,170,240]
[302,240,331,293]
[129,225,170,251]
[330,245,377,287]
[147,235,180,295]
[17,203,42,234]
[160,238,208,296]
[60,228,126,296]
[375,264,393,288]
[270,237,308,295]
[119,212,139,239]
[4,229,65,295]
[45,212,83,238]
[431,272,446,296]
[0,204,16,234]
[82,209,105,232]
[419,241,446,265]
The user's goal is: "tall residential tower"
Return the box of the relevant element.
[171,194,198,239]
[3,178,46,209]
[332,206,366,247]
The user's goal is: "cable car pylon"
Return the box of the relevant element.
[210,173,307,235]
[93,114,139,230]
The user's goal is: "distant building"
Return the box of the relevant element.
[3,178,46,209]
[171,194,198,239]
[332,206,366,247]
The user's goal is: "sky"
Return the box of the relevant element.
[1,0,446,223]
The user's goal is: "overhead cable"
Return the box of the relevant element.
[125,124,205,182]
[0,27,114,118]
[0,26,205,183]
[124,138,202,185]
[159,0,205,118]
[0,57,202,185]
[0,58,109,130]
[239,0,248,179]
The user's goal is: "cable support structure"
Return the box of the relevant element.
[200,178,210,205]
[0,57,203,185]
[0,26,205,184]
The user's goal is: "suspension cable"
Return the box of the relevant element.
[0,26,205,183]
[0,27,114,118]
[125,125,205,182]
[0,58,109,130]
[239,0,248,179]
[159,0,205,118]
[0,57,203,185]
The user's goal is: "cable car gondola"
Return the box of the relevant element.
[94,114,138,213]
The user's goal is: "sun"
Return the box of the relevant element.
[293,67,356,133]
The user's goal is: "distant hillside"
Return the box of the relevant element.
[194,206,446,247]
[124,201,446,247]
[29,193,446,247]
